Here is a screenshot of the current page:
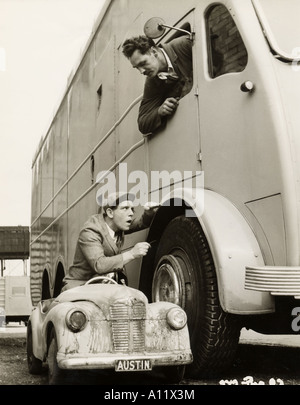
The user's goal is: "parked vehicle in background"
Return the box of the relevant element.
[0,276,32,325]
[0,227,31,325]
[29,0,300,378]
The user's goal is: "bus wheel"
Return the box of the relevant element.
[152,216,241,378]
[27,322,43,375]
[48,329,68,385]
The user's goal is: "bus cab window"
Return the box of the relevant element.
[206,4,248,78]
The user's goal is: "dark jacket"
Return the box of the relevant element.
[62,210,153,290]
[138,35,193,135]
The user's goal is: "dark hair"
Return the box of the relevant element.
[122,35,156,58]
[101,192,135,217]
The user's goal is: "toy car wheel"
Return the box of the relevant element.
[48,328,67,385]
[26,322,43,375]
[152,216,241,378]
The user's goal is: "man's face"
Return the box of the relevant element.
[109,200,135,232]
[129,49,160,78]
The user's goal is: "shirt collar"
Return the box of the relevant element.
[157,48,179,80]
[106,223,117,242]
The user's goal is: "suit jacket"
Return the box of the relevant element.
[62,210,153,290]
[138,35,193,135]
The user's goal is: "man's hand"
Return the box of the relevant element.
[158,97,179,117]
[122,242,151,265]
[143,201,160,211]
[130,242,151,258]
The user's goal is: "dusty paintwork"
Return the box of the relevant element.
[28,283,192,376]
[146,303,190,352]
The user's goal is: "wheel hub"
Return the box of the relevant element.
[152,255,186,307]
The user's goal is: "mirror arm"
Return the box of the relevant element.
[159,24,193,40]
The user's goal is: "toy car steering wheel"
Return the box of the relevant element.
[85,276,118,285]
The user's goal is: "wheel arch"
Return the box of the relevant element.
[41,266,51,300]
[46,321,55,353]
[53,257,66,298]
[139,198,186,299]
[141,188,275,314]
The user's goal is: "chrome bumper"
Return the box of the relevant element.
[57,351,193,370]
[245,266,300,299]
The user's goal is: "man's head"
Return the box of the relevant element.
[122,35,166,78]
[99,192,136,232]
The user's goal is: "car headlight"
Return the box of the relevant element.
[166,307,187,330]
[65,309,87,333]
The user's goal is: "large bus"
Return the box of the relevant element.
[30,0,300,377]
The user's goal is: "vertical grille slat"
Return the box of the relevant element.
[110,301,146,352]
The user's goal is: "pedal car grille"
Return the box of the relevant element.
[109,302,146,352]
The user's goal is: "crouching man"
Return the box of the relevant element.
[61,192,157,291]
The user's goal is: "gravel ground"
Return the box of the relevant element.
[1,335,300,386]
[0,337,48,385]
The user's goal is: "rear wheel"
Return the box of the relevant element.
[152,216,241,378]
[26,322,43,374]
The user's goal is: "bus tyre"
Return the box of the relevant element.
[48,329,67,385]
[152,216,241,378]
[27,322,43,375]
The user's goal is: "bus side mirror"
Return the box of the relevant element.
[144,17,193,39]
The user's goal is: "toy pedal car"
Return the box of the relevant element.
[26,276,192,384]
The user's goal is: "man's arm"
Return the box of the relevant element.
[138,36,193,135]
[78,217,154,275]
[78,228,124,275]
[138,89,179,134]
[138,79,166,135]
[126,203,158,234]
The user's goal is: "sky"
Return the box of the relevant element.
[0,0,106,274]
[0,0,106,227]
